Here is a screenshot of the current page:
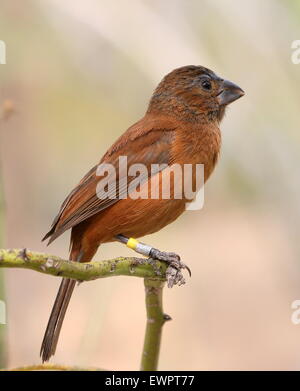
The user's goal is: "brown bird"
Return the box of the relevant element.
[40,65,244,362]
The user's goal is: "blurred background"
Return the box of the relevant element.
[0,0,300,370]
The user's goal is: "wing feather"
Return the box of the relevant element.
[43,116,177,244]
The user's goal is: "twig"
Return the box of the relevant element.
[0,248,174,371]
[140,279,171,371]
[0,249,167,281]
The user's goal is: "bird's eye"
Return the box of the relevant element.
[201,78,212,91]
[201,79,212,91]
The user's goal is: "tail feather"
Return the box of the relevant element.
[40,278,76,362]
[40,230,98,362]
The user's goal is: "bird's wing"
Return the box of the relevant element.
[43,116,177,244]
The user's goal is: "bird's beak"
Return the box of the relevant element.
[216,79,244,106]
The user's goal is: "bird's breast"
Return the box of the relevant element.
[171,123,221,184]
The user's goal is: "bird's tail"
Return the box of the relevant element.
[40,227,98,363]
[40,277,76,362]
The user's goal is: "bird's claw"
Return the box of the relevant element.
[149,249,191,288]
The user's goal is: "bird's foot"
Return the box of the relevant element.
[115,235,191,288]
[149,249,191,288]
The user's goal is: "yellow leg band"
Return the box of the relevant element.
[126,237,153,256]
[127,237,138,250]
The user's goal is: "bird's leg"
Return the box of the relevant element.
[115,234,191,288]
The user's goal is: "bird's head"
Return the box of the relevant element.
[148,65,244,123]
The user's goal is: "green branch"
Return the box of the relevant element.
[0,249,167,281]
[141,279,170,370]
[0,248,175,371]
